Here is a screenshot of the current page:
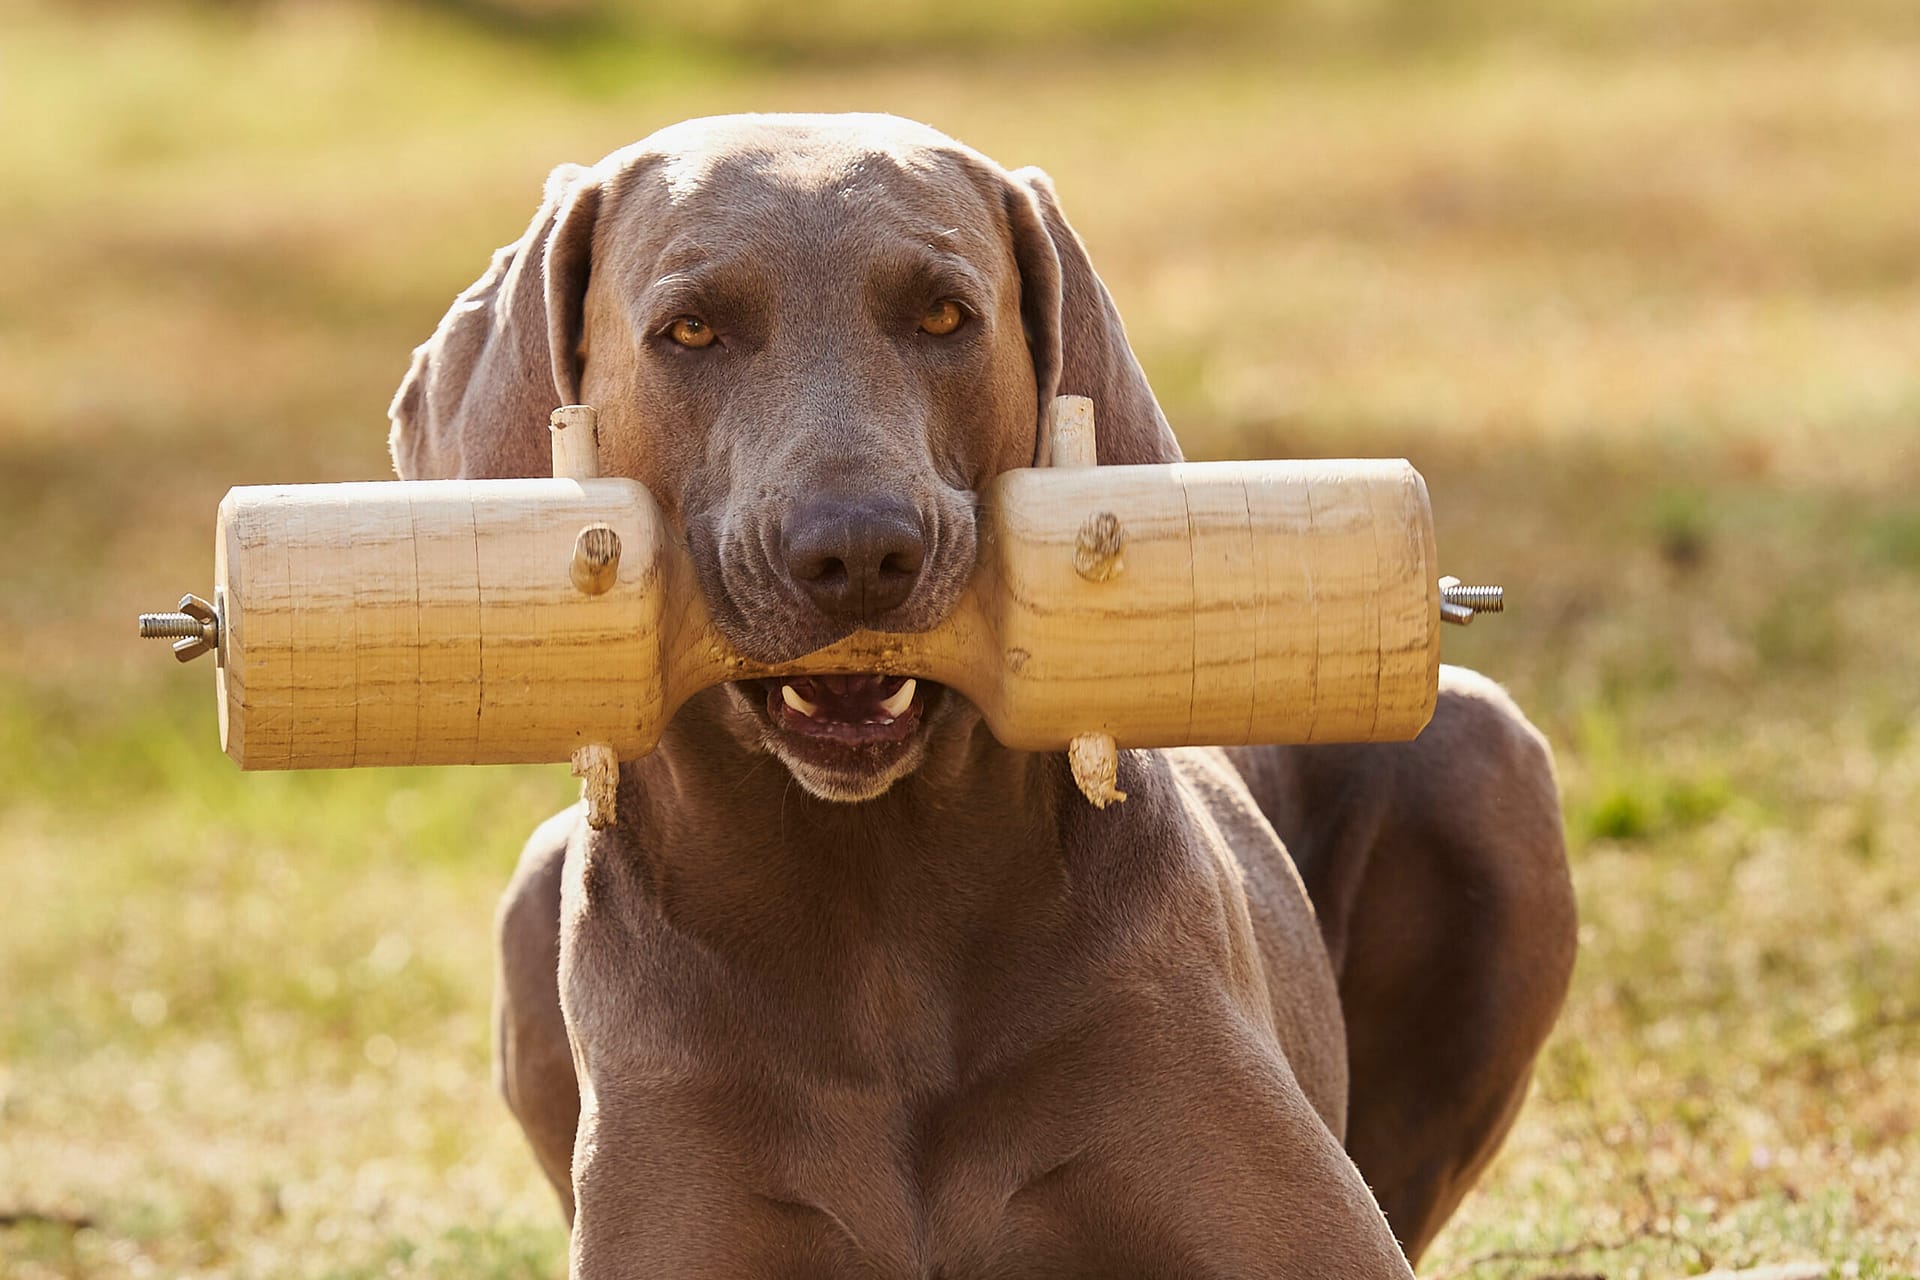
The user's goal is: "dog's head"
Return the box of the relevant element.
[391,113,1177,802]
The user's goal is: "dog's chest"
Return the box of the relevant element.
[699,1063,1124,1280]
[564,811,1306,1276]
[715,974,1283,1277]
[576,945,1165,1276]
[730,971,1095,1272]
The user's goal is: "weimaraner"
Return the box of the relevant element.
[390,113,1576,1278]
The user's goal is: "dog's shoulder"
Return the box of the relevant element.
[1058,746,1350,1131]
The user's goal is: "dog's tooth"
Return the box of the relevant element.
[879,678,917,718]
[781,683,821,718]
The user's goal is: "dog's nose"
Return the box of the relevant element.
[781,497,927,624]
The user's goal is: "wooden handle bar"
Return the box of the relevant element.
[210,459,1439,771]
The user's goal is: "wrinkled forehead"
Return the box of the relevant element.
[603,122,1009,267]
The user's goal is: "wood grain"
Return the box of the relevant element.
[213,437,1439,769]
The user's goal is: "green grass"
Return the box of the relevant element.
[3,1,1917,1275]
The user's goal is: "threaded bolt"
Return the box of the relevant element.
[138,594,220,662]
[1442,583,1504,613]
[139,612,209,639]
[1438,577,1505,627]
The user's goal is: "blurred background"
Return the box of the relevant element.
[2,0,1916,1276]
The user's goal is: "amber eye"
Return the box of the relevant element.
[920,299,965,337]
[667,316,716,348]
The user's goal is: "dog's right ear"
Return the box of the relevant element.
[1004,165,1182,467]
[389,163,604,480]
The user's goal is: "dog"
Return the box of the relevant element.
[389,113,1576,1278]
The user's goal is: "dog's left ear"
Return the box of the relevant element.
[1004,166,1182,466]
[388,162,605,480]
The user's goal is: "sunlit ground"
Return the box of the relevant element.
[2,2,1916,1276]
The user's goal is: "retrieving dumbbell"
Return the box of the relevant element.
[140,399,1503,816]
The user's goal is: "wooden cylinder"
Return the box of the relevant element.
[211,460,1439,770]
[975,461,1438,748]
[216,479,671,769]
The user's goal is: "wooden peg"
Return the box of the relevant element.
[570,524,621,596]
[1068,731,1128,809]
[572,743,619,829]
[1044,396,1126,807]
[550,405,601,481]
[1047,395,1098,468]
[553,405,618,825]
[1073,510,1126,582]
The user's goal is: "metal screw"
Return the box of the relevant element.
[138,594,220,662]
[1439,576,1504,626]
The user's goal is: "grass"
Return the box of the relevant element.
[2,1,1917,1275]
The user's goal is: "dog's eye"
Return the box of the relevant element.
[667,316,716,349]
[920,299,966,337]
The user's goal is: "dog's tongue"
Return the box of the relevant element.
[782,674,915,723]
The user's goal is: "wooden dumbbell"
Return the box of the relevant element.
[140,399,1503,818]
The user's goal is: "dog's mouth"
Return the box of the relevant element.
[735,674,946,800]
[750,674,935,743]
